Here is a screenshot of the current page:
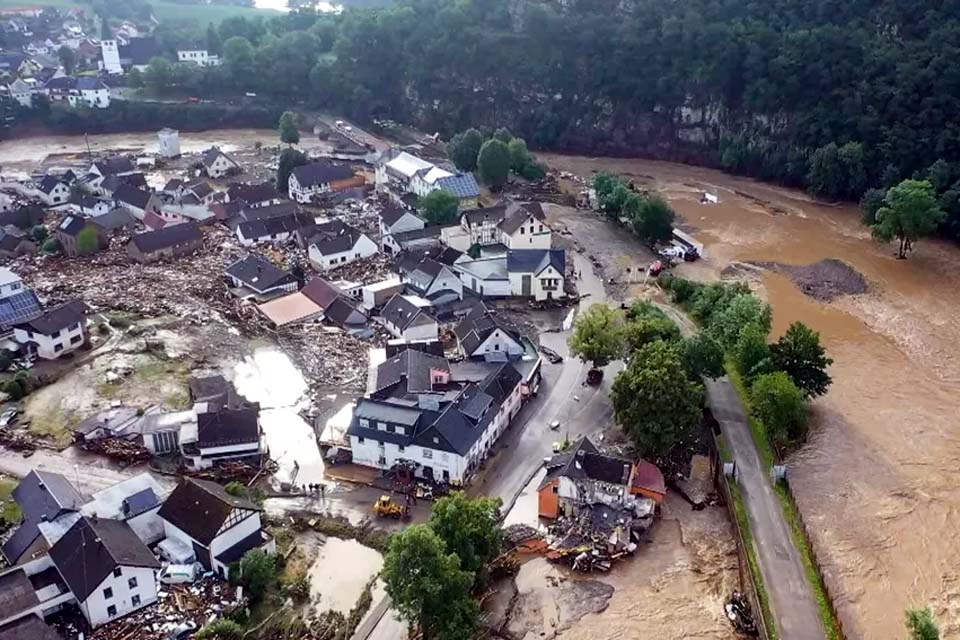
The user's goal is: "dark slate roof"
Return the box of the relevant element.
[414,387,494,456]
[374,348,450,396]
[0,290,42,329]
[225,254,295,291]
[0,570,39,624]
[499,208,538,235]
[0,230,28,253]
[90,208,135,232]
[480,362,523,406]
[93,156,134,176]
[237,213,310,240]
[129,223,202,254]
[57,214,87,237]
[353,398,424,427]
[0,615,62,640]
[112,184,152,210]
[238,201,300,222]
[49,516,159,602]
[187,181,214,200]
[463,206,506,227]
[118,37,159,65]
[453,304,523,356]
[301,277,341,309]
[37,175,64,194]
[0,206,43,229]
[227,182,278,204]
[121,487,160,518]
[75,76,107,91]
[392,226,441,244]
[506,249,565,275]
[324,296,367,328]
[381,294,437,332]
[308,220,368,256]
[435,172,480,199]
[202,147,231,168]
[196,407,260,448]
[163,178,184,192]
[16,299,87,336]
[291,161,355,187]
[540,437,633,489]
[380,206,412,228]
[157,478,261,546]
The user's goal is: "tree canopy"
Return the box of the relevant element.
[870,179,945,258]
[383,525,478,640]
[75,226,100,255]
[57,45,75,75]
[428,492,502,579]
[569,304,625,369]
[448,128,483,172]
[770,322,833,398]
[477,139,511,190]
[237,549,277,603]
[750,371,807,450]
[278,111,300,146]
[611,340,703,458]
[277,148,308,194]
[418,190,459,224]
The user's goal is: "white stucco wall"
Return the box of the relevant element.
[81,565,157,628]
[14,321,85,359]
[349,434,468,483]
[473,329,524,358]
[509,265,564,301]
[308,234,378,271]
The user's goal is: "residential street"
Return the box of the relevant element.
[706,378,826,640]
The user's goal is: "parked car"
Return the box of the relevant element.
[539,345,563,364]
[159,563,199,585]
[0,408,17,427]
[165,621,197,640]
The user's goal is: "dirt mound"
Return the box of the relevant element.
[752,258,868,301]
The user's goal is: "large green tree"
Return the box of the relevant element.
[222,36,254,87]
[770,322,833,398]
[477,139,511,190]
[418,190,459,224]
[278,111,300,146]
[708,293,772,350]
[680,334,725,379]
[237,549,277,603]
[448,128,483,172]
[75,226,100,255]
[627,194,675,245]
[750,371,807,450]
[734,323,773,380]
[872,179,945,259]
[611,341,703,458]
[277,148,308,194]
[428,492,502,578]
[383,525,478,640]
[569,304,625,369]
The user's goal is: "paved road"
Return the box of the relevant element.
[707,379,825,640]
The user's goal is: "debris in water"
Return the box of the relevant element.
[750,258,868,302]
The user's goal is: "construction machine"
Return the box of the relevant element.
[373,495,410,519]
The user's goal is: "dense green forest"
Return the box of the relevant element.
[94,0,960,239]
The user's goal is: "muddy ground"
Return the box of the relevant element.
[542,152,960,639]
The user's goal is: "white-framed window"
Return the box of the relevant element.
[422,448,433,459]
[359,418,369,428]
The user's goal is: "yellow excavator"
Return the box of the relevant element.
[372,495,410,519]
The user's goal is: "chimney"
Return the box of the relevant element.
[621,463,631,485]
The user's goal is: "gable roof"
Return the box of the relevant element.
[301,277,341,309]
[0,205,43,230]
[1,470,82,564]
[463,206,506,227]
[374,348,450,396]
[506,249,565,275]
[0,289,42,330]
[381,294,437,332]
[90,208,135,232]
[92,156,135,176]
[187,180,214,200]
[0,615,62,640]
[118,37,159,65]
[540,437,633,489]
[112,184,152,210]
[225,254,295,291]
[37,175,64,194]
[453,304,523,356]
[324,296,367,329]
[202,146,234,169]
[237,213,310,240]
[57,214,88,237]
[196,407,260,448]
[308,220,369,256]
[227,182,278,204]
[130,223,202,254]
[49,516,159,601]
[16,299,86,335]
[291,161,355,187]
[380,206,414,228]
[157,478,261,546]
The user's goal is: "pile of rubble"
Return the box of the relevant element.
[87,577,243,640]
[506,171,575,206]
[80,436,151,465]
[0,428,37,453]
[277,322,379,391]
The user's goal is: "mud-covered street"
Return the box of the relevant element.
[544,153,960,639]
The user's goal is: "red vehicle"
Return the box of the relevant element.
[184,97,200,104]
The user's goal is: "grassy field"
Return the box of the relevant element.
[0,475,22,524]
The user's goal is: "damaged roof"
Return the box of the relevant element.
[195,407,260,448]
[130,223,203,254]
[291,161,356,187]
[225,254,296,292]
[540,437,633,489]
[453,304,523,356]
[381,294,437,332]
[158,478,261,546]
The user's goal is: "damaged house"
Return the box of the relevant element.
[303,219,377,272]
[225,253,298,302]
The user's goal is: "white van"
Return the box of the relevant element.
[159,563,199,585]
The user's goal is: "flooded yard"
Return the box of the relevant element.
[306,537,383,615]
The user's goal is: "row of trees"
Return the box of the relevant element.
[662,277,833,451]
[383,493,502,640]
[447,127,546,189]
[593,173,676,247]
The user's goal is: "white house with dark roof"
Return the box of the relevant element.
[227,182,281,208]
[157,478,274,578]
[179,406,264,470]
[499,202,551,249]
[288,161,362,203]
[305,220,377,271]
[1,470,83,567]
[225,254,298,301]
[375,148,480,209]
[380,294,439,341]
[453,303,524,361]
[397,255,463,305]
[201,147,239,179]
[176,47,219,66]
[35,176,69,206]
[236,212,312,246]
[13,299,87,359]
[80,474,168,545]
[507,249,566,301]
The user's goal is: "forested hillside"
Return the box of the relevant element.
[150,0,960,234]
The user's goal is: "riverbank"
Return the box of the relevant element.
[542,153,960,639]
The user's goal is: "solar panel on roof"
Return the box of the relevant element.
[121,488,159,518]
[0,290,42,327]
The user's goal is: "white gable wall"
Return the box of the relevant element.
[81,565,157,628]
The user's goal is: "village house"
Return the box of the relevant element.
[225,253,298,301]
[49,516,160,628]
[89,207,135,238]
[380,294,439,341]
[112,184,157,219]
[176,47,219,66]
[182,180,216,206]
[1,470,83,566]
[236,212,312,246]
[157,478,275,579]
[375,148,480,209]
[303,219,377,271]
[72,194,113,216]
[288,162,364,203]
[13,299,87,360]
[0,226,35,259]
[127,223,203,263]
[86,156,137,194]
[382,225,442,255]
[44,75,110,108]
[5,76,39,106]
[537,437,664,519]
[56,214,105,256]
[453,303,525,361]
[299,277,367,328]
[34,175,69,206]
[79,474,168,545]
[499,202,551,249]
[348,348,524,484]
[201,147,240,179]
[452,254,511,298]
[506,249,566,301]
[0,268,42,333]
[396,254,463,306]
[379,205,424,239]
[179,406,264,470]
[226,182,281,208]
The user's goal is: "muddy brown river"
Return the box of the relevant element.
[545,153,960,639]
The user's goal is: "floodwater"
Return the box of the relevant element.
[544,153,960,639]
[232,346,326,487]
[503,468,546,528]
[306,537,382,615]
